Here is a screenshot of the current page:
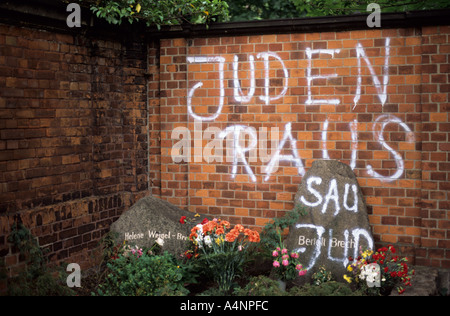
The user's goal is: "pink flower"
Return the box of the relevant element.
[281,248,288,255]
[282,254,289,260]
[273,261,280,268]
[295,264,303,270]
[282,259,289,266]
[298,269,307,276]
[272,250,279,257]
[291,252,299,259]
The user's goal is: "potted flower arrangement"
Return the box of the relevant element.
[185,217,260,293]
[343,245,414,295]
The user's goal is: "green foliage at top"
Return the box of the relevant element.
[227,0,450,21]
[291,0,450,17]
[227,0,298,21]
[75,0,450,27]
[80,0,229,28]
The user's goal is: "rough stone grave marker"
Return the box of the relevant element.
[285,160,374,283]
[110,196,202,256]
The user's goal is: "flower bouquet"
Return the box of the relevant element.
[186,217,260,293]
[343,245,414,295]
[271,229,307,290]
[272,247,307,283]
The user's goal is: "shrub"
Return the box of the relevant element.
[96,251,188,296]
[6,222,75,296]
[234,275,286,296]
[260,205,307,257]
[288,281,364,296]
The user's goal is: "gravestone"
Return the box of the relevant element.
[110,196,203,256]
[285,160,374,283]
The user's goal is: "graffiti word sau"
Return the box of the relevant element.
[300,176,359,216]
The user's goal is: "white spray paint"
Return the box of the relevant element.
[257,52,289,105]
[183,39,415,183]
[353,38,390,109]
[300,176,323,207]
[264,122,305,181]
[233,55,255,103]
[305,48,341,105]
[343,183,358,213]
[322,119,330,159]
[293,225,374,271]
[350,119,358,170]
[327,229,350,267]
[219,125,258,182]
[366,114,414,182]
[187,56,225,121]
[293,224,326,271]
[300,176,359,216]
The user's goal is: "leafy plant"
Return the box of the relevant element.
[260,204,307,257]
[226,0,450,22]
[226,0,298,21]
[7,222,75,296]
[290,0,450,18]
[80,0,229,29]
[96,250,189,296]
[311,265,334,286]
[234,275,286,296]
[288,281,363,296]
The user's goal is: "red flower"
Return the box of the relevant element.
[201,218,209,225]
[180,216,187,224]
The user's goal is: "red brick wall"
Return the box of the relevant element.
[0,15,449,286]
[0,22,149,282]
[153,26,450,268]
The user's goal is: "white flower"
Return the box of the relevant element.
[194,224,204,246]
[156,237,164,247]
[204,236,212,248]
